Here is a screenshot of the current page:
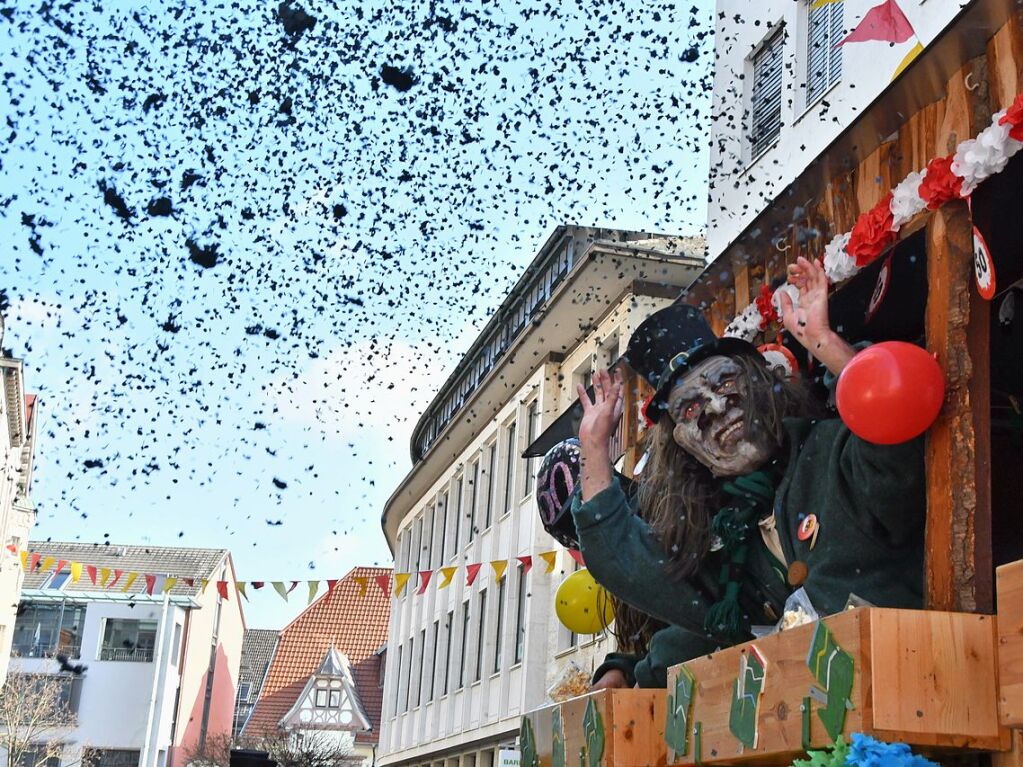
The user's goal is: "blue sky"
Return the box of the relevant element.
[1,0,713,628]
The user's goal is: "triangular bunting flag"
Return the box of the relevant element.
[216,581,229,600]
[236,582,249,601]
[6,544,18,555]
[29,553,41,572]
[18,551,27,570]
[307,580,320,604]
[327,578,341,594]
[288,581,300,594]
[99,567,112,587]
[811,0,841,7]
[839,0,915,45]
[55,560,68,575]
[183,577,195,588]
[539,551,558,574]
[251,581,265,590]
[438,566,457,589]
[39,556,55,573]
[272,581,291,601]
[108,570,124,589]
[568,550,586,567]
[490,560,508,582]
[144,574,157,596]
[70,562,83,584]
[122,572,139,593]
[394,573,411,596]
[163,577,179,594]
[374,574,391,598]
[416,570,433,595]
[86,565,98,585]
[466,563,483,586]
[200,579,210,594]
[351,576,367,597]
[517,556,533,575]
[890,40,924,81]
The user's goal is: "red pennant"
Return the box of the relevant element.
[29,553,41,572]
[55,560,68,574]
[374,574,391,598]
[288,581,299,594]
[216,581,230,600]
[416,571,433,595]
[5,544,16,555]
[516,556,533,575]
[839,0,915,45]
[466,563,483,586]
[568,550,586,567]
[183,577,195,587]
[326,579,339,593]
[144,574,157,595]
[86,565,98,585]
[251,581,265,589]
[108,570,124,589]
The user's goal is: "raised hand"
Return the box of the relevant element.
[780,256,855,376]
[576,367,623,502]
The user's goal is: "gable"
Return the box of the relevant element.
[280,672,371,732]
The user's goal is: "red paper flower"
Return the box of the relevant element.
[640,394,656,428]
[754,284,777,330]
[846,192,896,267]
[918,155,963,209]
[998,92,1023,141]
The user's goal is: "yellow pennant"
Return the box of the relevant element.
[539,551,558,574]
[19,551,27,571]
[70,561,83,584]
[122,572,139,593]
[307,581,320,604]
[236,582,249,601]
[891,41,924,81]
[200,578,210,594]
[162,577,179,594]
[39,556,56,573]
[490,560,508,582]
[352,576,368,597]
[272,581,290,601]
[394,572,411,596]
[99,567,112,587]
[438,567,458,589]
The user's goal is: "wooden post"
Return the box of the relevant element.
[924,202,982,612]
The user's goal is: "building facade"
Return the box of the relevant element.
[377,227,705,767]
[0,335,38,687]
[7,544,246,767]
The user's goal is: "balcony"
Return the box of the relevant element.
[99,646,154,663]
[12,641,82,660]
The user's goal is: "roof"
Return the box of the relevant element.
[239,629,280,695]
[244,566,392,744]
[279,648,373,733]
[21,541,230,598]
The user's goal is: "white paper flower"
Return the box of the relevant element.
[723,303,761,342]
[952,111,1023,196]
[823,232,858,283]
[771,283,800,317]
[890,170,927,227]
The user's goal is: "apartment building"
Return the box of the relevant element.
[8,543,245,767]
[377,226,705,767]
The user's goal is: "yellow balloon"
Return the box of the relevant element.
[555,568,616,635]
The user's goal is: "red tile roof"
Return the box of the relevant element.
[243,566,392,744]
[24,395,36,432]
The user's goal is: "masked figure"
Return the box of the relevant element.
[575,258,926,686]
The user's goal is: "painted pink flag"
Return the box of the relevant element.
[839,0,915,45]
[465,563,483,586]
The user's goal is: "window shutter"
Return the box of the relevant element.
[806,1,843,106]
[750,28,785,159]
[829,3,844,84]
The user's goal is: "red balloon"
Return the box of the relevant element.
[836,341,945,445]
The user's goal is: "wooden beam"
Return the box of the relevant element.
[924,202,980,612]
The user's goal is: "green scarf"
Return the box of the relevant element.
[703,469,777,640]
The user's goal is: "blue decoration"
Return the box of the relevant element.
[844,734,940,767]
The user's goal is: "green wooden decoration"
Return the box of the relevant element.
[520,716,539,767]
[694,721,703,766]
[582,697,605,767]
[728,646,768,749]
[805,622,855,741]
[665,666,697,756]
[552,705,567,767]
[801,696,812,751]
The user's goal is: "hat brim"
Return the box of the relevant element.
[647,337,760,423]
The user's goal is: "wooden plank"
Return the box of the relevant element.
[970,276,994,614]
[987,13,1023,112]
[870,610,1002,746]
[997,560,1023,727]
[669,610,869,766]
[925,202,980,613]
[733,261,751,312]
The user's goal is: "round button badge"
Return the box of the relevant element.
[797,514,818,542]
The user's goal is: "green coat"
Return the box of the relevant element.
[573,414,925,686]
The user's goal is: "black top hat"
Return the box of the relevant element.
[623,304,759,423]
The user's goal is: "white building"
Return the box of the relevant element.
[7,544,246,767]
[377,227,705,767]
[0,323,39,688]
[708,0,967,260]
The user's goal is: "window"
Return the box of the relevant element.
[493,577,506,674]
[557,561,582,651]
[458,602,470,689]
[423,506,434,570]
[170,623,182,666]
[44,571,70,590]
[416,628,426,707]
[429,620,439,701]
[749,26,785,160]
[396,643,405,713]
[482,442,497,527]
[450,477,463,557]
[403,636,414,712]
[437,493,448,567]
[13,603,86,659]
[502,423,516,515]
[12,674,82,719]
[238,682,251,702]
[100,619,157,662]
[443,610,454,695]
[523,400,540,496]
[19,746,61,767]
[412,517,424,574]
[314,687,341,708]
[378,650,386,688]
[474,588,487,683]
[514,564,528,664]
[467,461,480,543]
[400,529,412,572]
[806,1,842,105]
[83,751,140,767]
